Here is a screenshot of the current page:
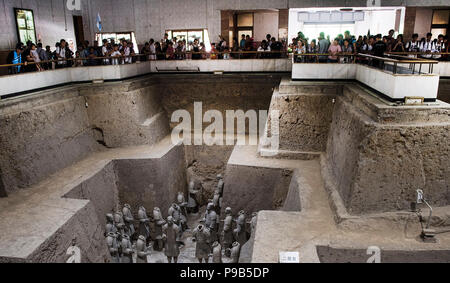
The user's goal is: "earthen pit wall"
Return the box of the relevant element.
[0,201,111,263]
[0,162,117,263]
[438,79,450,104]
[26,201,111,263]
[0,143,186,263]
[0,91,100,195]
[222,165,294,217]
[282,170,302,212]
[325,86,450,215]
[266,85,339,153]
[0,78,173,195]
[80,83,170,148]
[114,144,187,216]
[184,144,234,202]
[317,246,450,263]
[155,74,283,133]
[63,162,120,228]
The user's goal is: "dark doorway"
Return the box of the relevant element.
[73,16,85,46]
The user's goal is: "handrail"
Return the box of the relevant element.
[0,54,144,68]
[387,52,450,56]
[384,53,441,63]
[292,53,439,75]
[356,53,439,64]
[0,50,292,68]
[292,52,355,56]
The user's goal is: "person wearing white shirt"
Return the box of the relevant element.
[55,40,68,67]
[420,33,436,59]
[405,33,420,58]
[434,34,446,60]
[101,39,110,65]
[149,39,156,60]
[110,45,122,65]
[122,41,131,64]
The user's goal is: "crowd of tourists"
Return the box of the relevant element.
[291,30,449,63]
[5,29,449,74]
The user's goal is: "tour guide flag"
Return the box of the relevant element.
[96,12,102,31]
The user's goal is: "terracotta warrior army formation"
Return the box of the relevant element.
[103,175,257,263]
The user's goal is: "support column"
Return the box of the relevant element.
[278,9,289,41]
[403,7,417,41]
[221,11,233,45]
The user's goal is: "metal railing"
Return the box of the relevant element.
[357,53,439,74]
[1,50,446,76]
[292,52,441,75]
[0,50,292,75]
[292,52,357,63]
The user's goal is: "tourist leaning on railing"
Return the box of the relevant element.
[6,44,25,74]
[328,39,342,63]
[340,40,354,63]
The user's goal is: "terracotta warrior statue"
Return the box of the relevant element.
[106,232,120,263]
[212,241,223,263]
[187,181,199,214]
[137,206,151,241]
[168,203,187,232]
[120,234,134,264]
[177,192,188,217]
[234,210,247,246]
[152,207,166,251]
[122,204,135,238]
[230,242,241,263]
[136,235,150,263]
[113,211,126,239]
[193,224,211,263]
[212,191,222,215]
[105,213,117,235]
[221,207,234,256]
[162,216,181,263]
[250,212,258,237]
[216,174,224,197]
[204,203,219,243]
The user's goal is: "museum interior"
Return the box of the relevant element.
[0,0,450,263]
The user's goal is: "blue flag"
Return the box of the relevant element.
[96,12,102,31]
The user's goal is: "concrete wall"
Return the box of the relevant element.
[0,0,81,50]
[80,0,450,45]
[1,0,448,50]
[292,63,440,101]
[254,12,279,42]
[414,7,434,38]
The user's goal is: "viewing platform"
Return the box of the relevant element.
[1,53,449,102]
[0,57,292,98]
[292,53,445,102]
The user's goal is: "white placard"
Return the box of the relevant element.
[279,251,300,263]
